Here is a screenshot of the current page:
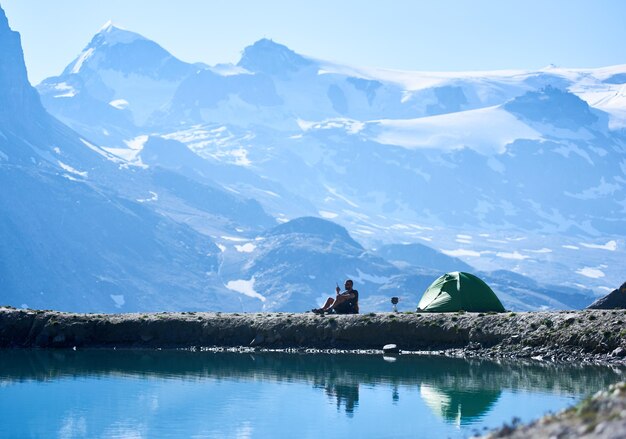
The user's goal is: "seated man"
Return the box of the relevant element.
[312,279,359,314]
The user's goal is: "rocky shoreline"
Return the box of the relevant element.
[484,381,626,438]
[1,307,625,364]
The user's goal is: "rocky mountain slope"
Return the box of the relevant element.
[0,7,270,312]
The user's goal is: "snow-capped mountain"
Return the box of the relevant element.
[37,22,200,147]
[0,8,280,312]
[5,14,623,311]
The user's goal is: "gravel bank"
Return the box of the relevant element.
[1,307,625,364]
[484,381,626,438]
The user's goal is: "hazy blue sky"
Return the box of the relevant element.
[3,0,626,84]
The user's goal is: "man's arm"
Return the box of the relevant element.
[339,291,355,299]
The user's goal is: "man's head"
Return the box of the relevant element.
[345,279,354,290]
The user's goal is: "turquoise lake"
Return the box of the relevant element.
[1,350,624,438]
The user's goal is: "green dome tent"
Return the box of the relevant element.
[417,272,505,312]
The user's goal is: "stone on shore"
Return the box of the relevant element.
[383,344,399,354]
[484,381,626,438]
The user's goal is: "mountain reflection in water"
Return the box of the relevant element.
[0,349,624,438]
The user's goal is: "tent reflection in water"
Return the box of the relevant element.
[419,384,502,426]
[417,272,505,312]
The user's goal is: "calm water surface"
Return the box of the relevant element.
[0,350,624,438]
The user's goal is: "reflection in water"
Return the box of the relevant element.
[420,384,501,426]
[317,381,359,416]
[0,349,624,438]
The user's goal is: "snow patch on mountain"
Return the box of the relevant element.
[298,118,365,134]
[576,267,606,278]
[456,234,473,244]
[102,147,140,164]
[110,294,125,308]
[209,63,252,76]
[225,278,266,301]
[124,135,149,150]
[441,249,482,258]
[70,48,94,74]
[235,243,256,253]
[319,210,338,219]
[496,251,529,260]
[163,125,256,166]
[347,268,390,285]
[221,236,248,242]
[53,82,77,98]
[137,191,158,203]
[526,248,553,254]
[318,61,529,91]
[371,106,541,154]
[79,138,121,161]
[325,185,359,208]
[109,99,129,110]
[95,22,144,45]
[99,135,149,167]
[579,240,618,251]
[58,161,88,178]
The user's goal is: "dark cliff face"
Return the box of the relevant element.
[0,6,44,123]
[587,282,626,309]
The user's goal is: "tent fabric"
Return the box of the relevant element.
[418,272,505,312]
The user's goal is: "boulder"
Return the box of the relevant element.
[383,343,400,354]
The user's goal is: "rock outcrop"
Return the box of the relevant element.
[587,282,626,310]
[0,6,44,121]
